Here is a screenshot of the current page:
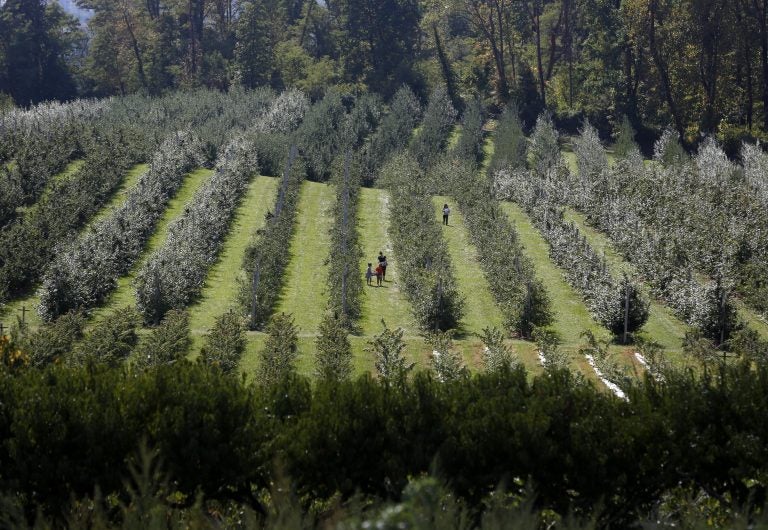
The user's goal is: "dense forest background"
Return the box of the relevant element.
[2,0,768,149]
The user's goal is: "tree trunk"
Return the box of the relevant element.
[564,0,573,107]
[747,38,755,130]
[737,0,754,130]
[534,10,546,105]
[145,0,160,19]
[698,2,722,133]
[623,40,639,122]
[648,1,685,140]
[494,0,510,100]
[121,1,147,89]
[760,0,768,130]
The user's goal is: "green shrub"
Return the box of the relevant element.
[69,307,140,367]
[367,320,412,386]
[134,309,191,369]
[257,313,299,386]
[315,312,353,382]
[200,312,246,374]
[487,103,527,174]
[14,311,86,367]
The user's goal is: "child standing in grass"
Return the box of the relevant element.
[366,263,373,286]
[375,263,384,286]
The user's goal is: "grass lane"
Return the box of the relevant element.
[89,163,149,227]
[501,201,607,379]
[357,187,418,337]
[188,176,278,343]
[241,181,335,377]
[431,195,545,372]
[432,195,505,336]
[94,168,214,317]
[735,301,768,342]
[274,181,335,332]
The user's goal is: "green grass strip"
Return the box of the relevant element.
[89,163,149,227]
[274,181,335,334]
[734,300,768,342]
[189,176,279,336]
[432,195,505,336]
[94,168,213,318]
[357,187,418,337]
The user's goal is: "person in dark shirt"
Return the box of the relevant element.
[442,203,450,225]
[378,251,388,281]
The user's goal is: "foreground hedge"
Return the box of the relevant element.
[2,358,768,526]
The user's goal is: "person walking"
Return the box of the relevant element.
[442,203,450,225]
[375,263,384,286]
[378,251,388,281]
[365,263,374,286]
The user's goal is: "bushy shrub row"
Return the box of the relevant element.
[498,168,649,337]
[0,98,109,159]
[409,86,458,169]
[0,99,109,228]
[361,85,422,182]
[493,114,650,338]
[323,156,363,329]
[733,142,768,315]
[383,154,464,331]
[238,145,305,330]
[37,132,205,321]
[0,129,141,304]
[0,89,278,306]
[320,94,384,329]
[294,90,348,180]
[450,99,485,166]
[486,102,527,175]
[294,91,381,181]
[252,88,309,134]
[550,122,745,343]
[135,135,260,324]
[3,359,768,526]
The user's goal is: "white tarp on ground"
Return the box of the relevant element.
[585,354,628,401]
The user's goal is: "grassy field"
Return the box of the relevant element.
[0,162,150,331]
[245,180,336,375]
[735,300,768,342]
[273,181,335,333]
[94,168,214,318]
[239,183,538,379]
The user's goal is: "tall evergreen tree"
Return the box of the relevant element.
[234,0,274,88]
[0,0,81,104]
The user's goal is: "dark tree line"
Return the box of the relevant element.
[3,0,768,144]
